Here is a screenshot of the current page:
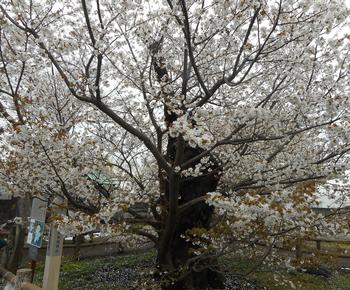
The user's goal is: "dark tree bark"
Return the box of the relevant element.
[152,46,225,289]
[0,197,29,273]
[157,144,224,290]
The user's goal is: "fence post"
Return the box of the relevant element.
[14,268,32,290]
[295,239,302,259]
[316,240,321,250]
[73,235,84,260]
[1,264,16,290]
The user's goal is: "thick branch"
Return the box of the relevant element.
[180,0,210,97]
[94,101,171,173]
[81,0,96,45]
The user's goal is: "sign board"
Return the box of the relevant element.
[27,197,47,261]
[46,225,64,256]
[27,218,45,248]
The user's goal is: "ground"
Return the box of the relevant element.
[2,248,350,289]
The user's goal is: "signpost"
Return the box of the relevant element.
[27,198,47,282]
[27,196,66,290]
[42,197,66,290]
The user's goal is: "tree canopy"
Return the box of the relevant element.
[0,0,349,288]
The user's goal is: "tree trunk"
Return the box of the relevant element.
[2,224,25,274]
[151,40,224,289]
[157,145,225,290]
[1,198,30,273]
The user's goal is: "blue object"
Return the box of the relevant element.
[0,239,7,248]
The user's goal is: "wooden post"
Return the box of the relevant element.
[14,268,31,290]
[28,260,36,283]
[1,265,42,290]
[42,224,64,290]
[8,224,25,274]
[27,197,46,288]
[21,282,43,290]
[42,198,66,290]
[316,240,321,250]
[296,239,302,259]
[73,235,84,260]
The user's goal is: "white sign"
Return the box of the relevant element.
[47,225,64,256]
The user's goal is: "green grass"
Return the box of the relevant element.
[32,249,156,290]
[221,255,350,290]
[2,249,350,289]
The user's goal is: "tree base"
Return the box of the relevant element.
[162,268,225,290]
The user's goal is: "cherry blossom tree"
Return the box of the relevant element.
[0,0,349,289]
